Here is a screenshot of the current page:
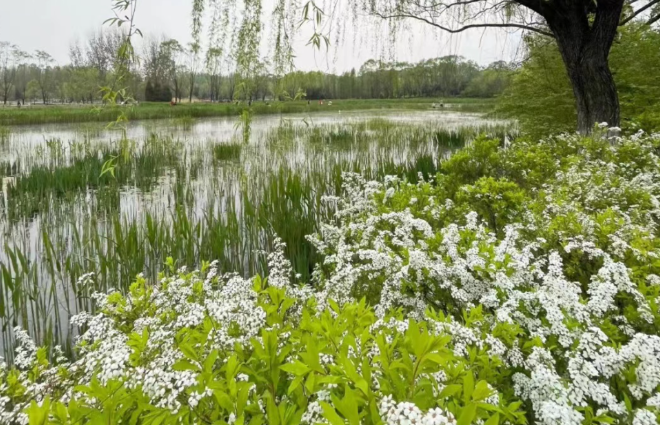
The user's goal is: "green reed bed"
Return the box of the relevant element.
[0,125,9,144]
[1,136,188,221]
[212,142,243,161]
[0,116,514,359]
[174,115,196,130]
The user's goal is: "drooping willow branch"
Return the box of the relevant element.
[372,10,555,36]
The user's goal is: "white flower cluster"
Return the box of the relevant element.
[2,131,660,424]
[0,260,274,420]
[306,132,660,423]
[379,395,456,425]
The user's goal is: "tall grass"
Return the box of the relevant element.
[0,115,515,359]
[0,125,9,143]
[212,142,243,161]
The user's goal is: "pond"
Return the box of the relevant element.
[0,109,512,358]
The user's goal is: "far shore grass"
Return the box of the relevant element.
[0,98,495,126]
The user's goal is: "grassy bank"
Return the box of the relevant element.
[0,98,495,126]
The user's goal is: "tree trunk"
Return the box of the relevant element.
[189,74,195,103]
[565,50,619,133]
[545,0,623,133]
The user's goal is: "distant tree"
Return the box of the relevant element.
[0,42,27,104]
[13,61,31,104]
[25,79,40,104]
[161,39,184,102]
[206,48,223,102]
[197,0,660,132]
[69,39,86,68]
[186,43,201,103]
[86,30,123,84]
[463,62,515,98]
[144,79,173,101]
[34,50,54,104]
[143,36,176,101]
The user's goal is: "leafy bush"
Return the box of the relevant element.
[499,25,660,137]
[308,129,660,424]
[0,251,524,425]
[2,129,660,425]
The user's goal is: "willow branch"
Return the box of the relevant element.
[647,11,660,24]
[373,11,555,37]
[619,0,660,25]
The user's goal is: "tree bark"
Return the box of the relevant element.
[544,0,623,133]
[189,73,195,103]
[564,48,619,133]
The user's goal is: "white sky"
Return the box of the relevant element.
[0,0,524,72]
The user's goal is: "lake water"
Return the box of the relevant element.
[0,109,510,358]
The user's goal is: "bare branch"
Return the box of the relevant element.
[620,0,660,25]
[373,10,555,37]
[647,11,660,24]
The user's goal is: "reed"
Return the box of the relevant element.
[212,142,243,161]
[0,125,9,143]
[0,114,514,359]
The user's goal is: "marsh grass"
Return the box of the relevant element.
[212,142,243,161]
[0,115,514,359]
[0,126,9,144]
[174,115,195,130]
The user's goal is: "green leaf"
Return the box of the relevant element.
[484,413,500,425]
[280,361,311,376]
[288,376,304,395]
[172,359,199,372]
[472,380,492,402]
[439,384,462,399]
[332,388,361,425]
[463,371,475,404]
[320,401,346,425]
[266,395,281,425]
[305,372,316,393]
[26,397,50,425]
[457,403,477,425]
[204,349,219,374]
[178,342,199,362]
[214,390,234,412]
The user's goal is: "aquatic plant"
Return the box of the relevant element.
[1,128,660,424]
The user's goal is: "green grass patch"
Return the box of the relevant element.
[0,98,496,126]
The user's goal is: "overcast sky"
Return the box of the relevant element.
[0,0,524,72]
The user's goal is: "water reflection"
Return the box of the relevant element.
[0,110,511,359]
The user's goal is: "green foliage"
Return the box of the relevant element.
[6,270,525,425]
[455,177,526,236]
[0,125,9,143]
[212,142,243,161]
[499,25,660,136]
[3,129,660,424]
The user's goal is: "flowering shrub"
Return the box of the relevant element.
[308,129,660,424]
[0,253,524,425]
[1,129,660,425]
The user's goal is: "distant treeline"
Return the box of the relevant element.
[275,58,513,100]
[0,32,513,105]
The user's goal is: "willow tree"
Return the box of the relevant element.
[195,0,659,133]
